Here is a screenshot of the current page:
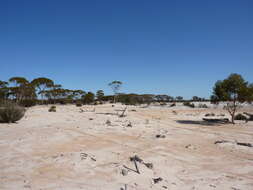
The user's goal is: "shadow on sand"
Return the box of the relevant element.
[176,120,225,126]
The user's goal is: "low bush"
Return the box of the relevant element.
[234,113,247,120]
[106,119,111,125]
[76,102,82,107]
[199,104,208,108]
[49,105,56,112]
[170,103,176,107]
[0,102,25,123]
[183,102,195,108]
[93,101,99,105]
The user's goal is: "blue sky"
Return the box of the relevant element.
[1,0,252,99]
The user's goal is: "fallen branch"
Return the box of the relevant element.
[236,142,253,147]
[129,156,140,174]
[123,165,140,174]
[119,107,127,117]
[96,112,118,116]
[80,153,96,161]
[215,140,253,148]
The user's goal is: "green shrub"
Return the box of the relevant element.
[234,113,247,120]
[0,102,25,123]
[183,102,195,108]
[76,102,82,107]
[199,104,208,108]
[49,105,56,112]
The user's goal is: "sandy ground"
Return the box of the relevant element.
[0,104,253,190]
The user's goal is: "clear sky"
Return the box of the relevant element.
[1,0,252,99]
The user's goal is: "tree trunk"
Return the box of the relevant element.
[231,112,235,124]
[113,95,116,104]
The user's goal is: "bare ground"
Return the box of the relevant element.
[0,104,253,190]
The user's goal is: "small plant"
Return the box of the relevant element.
[0,102,25,123]
[199,104,208,108]
[76,102,82,107]
[172,110,177,115]
[126,122,132,127]
[170,103,176,107]
[183,102,195,108]
[234,113,247,121]
[106,119,111,125]
[49,105,56,112]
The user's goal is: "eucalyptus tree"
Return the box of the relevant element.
[155,94,171,102]
[212,73,251,123]
[108,81,122,103]
[9,77,30,102]
[72,90,85,100]
[96,90,104,101]
[83,92,95,104]
[176,96,183,102]
[48,84,62,103]
[31,77,54,103]
[9,77,29,86]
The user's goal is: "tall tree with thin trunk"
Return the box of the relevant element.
[108,81,122,103]
[96,90,104,101]
[31,77,54,103]
[9,77,29,102]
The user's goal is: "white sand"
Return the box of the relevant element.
[0,104,253,190]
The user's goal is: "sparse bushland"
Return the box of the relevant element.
[1,74,252,112]
[192,96,207,102]
[211,73,253,124]
[0,101,25,123]
[0,77,88,106]
[0,77,189,107]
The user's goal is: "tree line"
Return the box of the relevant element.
[1,74,252,116]
[0,77,207,107]
[0,77,183,107]
[0,77,99,106]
